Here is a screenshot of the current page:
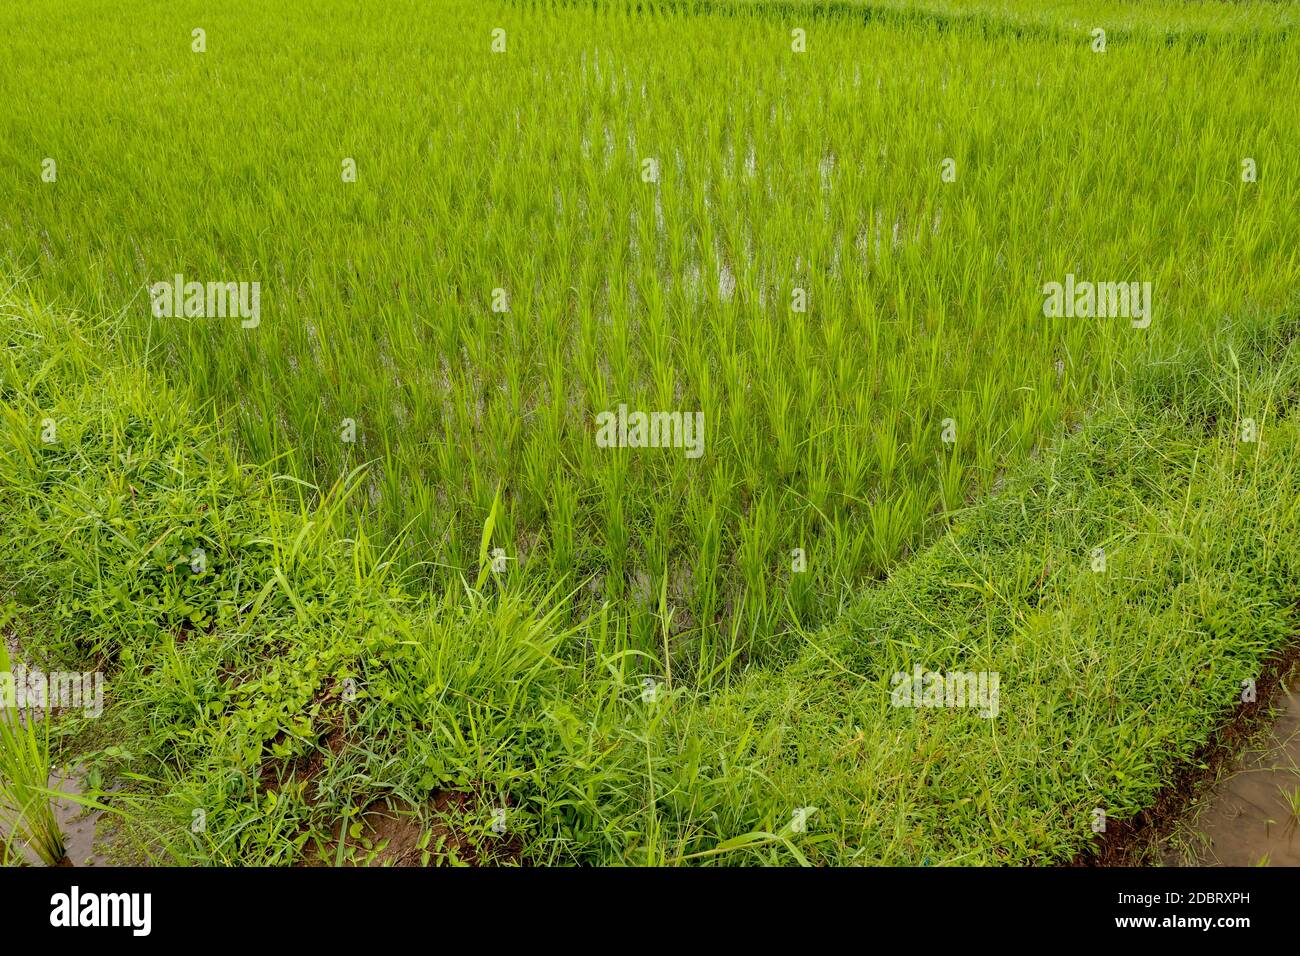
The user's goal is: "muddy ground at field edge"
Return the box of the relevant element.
[1072,635,1300,866]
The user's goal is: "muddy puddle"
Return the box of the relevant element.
[50,766,106,866]
[2,766,107,867]
[1163,682,1300,866]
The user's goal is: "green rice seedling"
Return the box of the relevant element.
[0,636,65,866]
[1282,785,1300,826]
[0,830,17,866]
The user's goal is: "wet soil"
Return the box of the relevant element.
[1076,641,1300,866]
[1161,684,1300,866]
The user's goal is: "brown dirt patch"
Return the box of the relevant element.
[1073,638,1300,865]
[307,790,524,867]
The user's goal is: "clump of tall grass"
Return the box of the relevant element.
[0,630,65,866]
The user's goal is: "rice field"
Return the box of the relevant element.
[0,0,1298,869]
